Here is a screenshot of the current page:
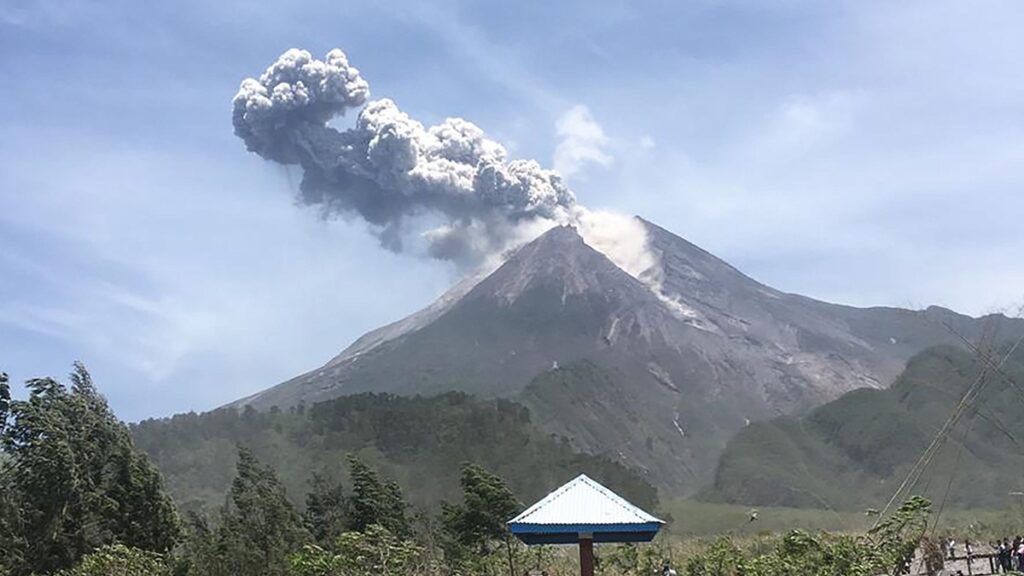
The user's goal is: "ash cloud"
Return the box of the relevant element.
[232,48,578,266]
[231,47,677,310]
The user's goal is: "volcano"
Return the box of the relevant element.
[232,218,1022,494]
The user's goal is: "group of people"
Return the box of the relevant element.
[947,536,1024,572]
[992,537,1024,573]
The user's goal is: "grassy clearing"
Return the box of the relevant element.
[663,499,871,537]
[662,499,1024,540]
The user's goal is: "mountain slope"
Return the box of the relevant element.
[230,219,1023,495]
[704,344,1024,510]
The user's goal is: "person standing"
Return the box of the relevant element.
[1011,532,1019,569]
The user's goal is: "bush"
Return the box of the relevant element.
[684,498,933,576]
[288,524,437,576]
[56,545,171,576]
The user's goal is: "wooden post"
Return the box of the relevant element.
[579,535,595,576]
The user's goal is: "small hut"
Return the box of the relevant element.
[508,474,664,576]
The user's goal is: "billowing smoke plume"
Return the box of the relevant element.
[233,48,580,265]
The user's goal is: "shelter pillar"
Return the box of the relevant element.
[579,534,594,576]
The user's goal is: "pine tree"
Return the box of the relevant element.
[208,447,309,576]
[345,454,410,537]
[441,462,522,554]
[303,472,348,546]
[0,365,180,575]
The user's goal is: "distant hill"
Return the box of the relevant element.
[704,344,1024,510]
[130,392,657,514]
[227,220,1024,495]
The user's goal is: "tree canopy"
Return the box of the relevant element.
[0,364,180,575]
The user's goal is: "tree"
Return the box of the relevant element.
[0,364,180,575]
[0,370,9,426]
[56,544,172,576]
[0,474,24,575]
[288,524,434,576]
[203,447,309,576]
[0,371,24,574]
[346,454,410,537]
[303,472,348,546]
[442,463,522,553]
[441,462,523,575]
[0,378,25,573]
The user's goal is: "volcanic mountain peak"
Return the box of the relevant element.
[468,224,660,306]
[230,217,1024,495]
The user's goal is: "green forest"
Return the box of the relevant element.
[130,391,657,514]
[0,365,949,576]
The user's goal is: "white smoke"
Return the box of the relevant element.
[575,210,694,316]
[232,48,669,297]
[575,210,656,279]
[553,105,613,178]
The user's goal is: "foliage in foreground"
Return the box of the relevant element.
[684,497,933,576]
[289,524,437,576]
[2,364,946,576]
[51,493,941,576]
[54,544,172,576]
[0,367,180,576]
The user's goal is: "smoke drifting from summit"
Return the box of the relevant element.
[231,46,672,304]
[233,48,581,266]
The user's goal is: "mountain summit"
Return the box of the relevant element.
[233,219,1021,494]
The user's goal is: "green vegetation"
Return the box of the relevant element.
[185,446,310,576]
[663,499,870,536]
[54,545,172,576]
[0,366,179,576]
[440,463,523,571]
[0,365,662,575]
[683,497,933,576]
[2,355,1016,576]
[288,524,436,576]
[708,344,1024,510]
[131,391,658,514]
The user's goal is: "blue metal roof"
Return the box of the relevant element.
[508,474,664,544]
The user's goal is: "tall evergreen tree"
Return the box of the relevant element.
[207,447,309,576]
[303,472,348,546]
[346,454,410,537]
[441,463,522,554]
[0,364,179,575]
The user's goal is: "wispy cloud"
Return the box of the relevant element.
[553,105,613,179]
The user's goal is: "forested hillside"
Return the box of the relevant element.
[1,365,665,576]
[706,344,1024,510]
[131,392,658,514]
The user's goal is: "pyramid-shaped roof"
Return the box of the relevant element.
[509,474,663,528]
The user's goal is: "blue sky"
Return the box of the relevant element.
[2,0,1022,421]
